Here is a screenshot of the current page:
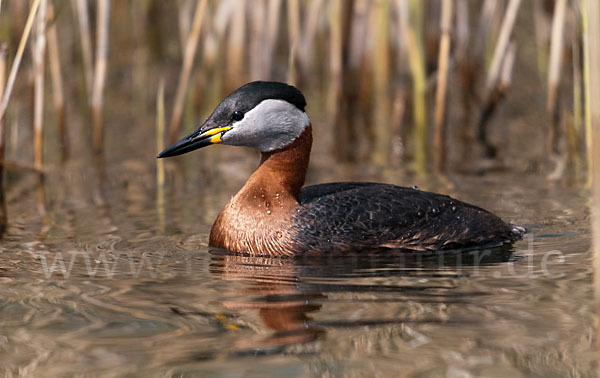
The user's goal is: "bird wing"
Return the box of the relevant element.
[294,183,513,252]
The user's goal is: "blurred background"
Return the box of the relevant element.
[0,0,591,174]
[0,1,599,376]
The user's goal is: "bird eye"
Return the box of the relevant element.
[231,110,244,121]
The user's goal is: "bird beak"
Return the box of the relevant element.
[157,126,232,158]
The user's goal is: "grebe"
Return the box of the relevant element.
[158,81,524,256]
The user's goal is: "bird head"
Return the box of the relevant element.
[158,81,309,158]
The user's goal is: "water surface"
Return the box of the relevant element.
[0,146,594,376]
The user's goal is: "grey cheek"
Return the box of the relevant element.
[222,125,259,147]
[222,130,245,146]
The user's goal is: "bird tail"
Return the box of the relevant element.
[509,223,527,240]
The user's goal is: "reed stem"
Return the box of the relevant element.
[570,11,583,180]
[178,0,194,53]
[433,0,453,173]
[71,0,94,99]
[287,0,300,50]
[297,0,324,75]
[533,0,550,80]
[547,0,567,156]
[249,0,266,80]
[33,0,47,171]
[286,0,300,84]
[263,0,282,78]
[582,0,594,188]
[484,0,521,94]
[455,0,471,162]
[475,0,497,59]
[0,43,6,166]
[168,0,207,145]
[478,0,521,157]
[91,0,111,154]
[0,0,40,123]
[47,0,68,161]
[226,0,246,87]
[372,0,391,166]
[156,79,165,233]
[500,41,517,88]
[35,172,50,238]
[327,0,343,118]
[0,43,7,236]
[405,0,427,174]
[582,0,600,319]
[131,1,150,112]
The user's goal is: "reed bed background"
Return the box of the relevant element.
[0,0,598,232]
[1,2,600,373]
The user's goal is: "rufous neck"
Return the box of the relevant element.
[255,125,312,199]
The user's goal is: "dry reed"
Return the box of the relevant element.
[484,0,521,94]
[582,0,594,187]
[547,0,567,157]
[533,0,550,78]
[178,0,195,52]
[72,0,94,99]
[581,0,600,340]
[0,43,6,165]
[168,0,207,145]
[91,0,111,154]
[433,0,453,173]
[287,0,300,56]
[156,79,165,233]
[286,0,300,85]
[332,0,361,162]
[327,0,343,118]
[475,0,497,57]
[0,1,595,192]
[500,41,517,89]
[478,0,521,157]
[0,43,7,235]
[372,0,391,166]
[131,1,150,111]
[32,0,47,170]
[403,0,427,174]
[569,8,583,180]
[226,0,246,86]
[297,0,324,75]
[264,0,282,78]
[47,0,68,161]
[249,0,266,80]
[455,0,471,161]
[0,0,40,123]
[31,0,50,238]
[35,173,50,238]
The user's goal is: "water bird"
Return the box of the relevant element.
[158,81,524,256]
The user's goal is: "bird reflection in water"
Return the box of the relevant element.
[209,251,325,354]
[205,246,515,357]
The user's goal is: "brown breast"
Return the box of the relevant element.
[209,126,312,256]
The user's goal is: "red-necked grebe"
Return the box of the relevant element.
[158,81,525,256]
